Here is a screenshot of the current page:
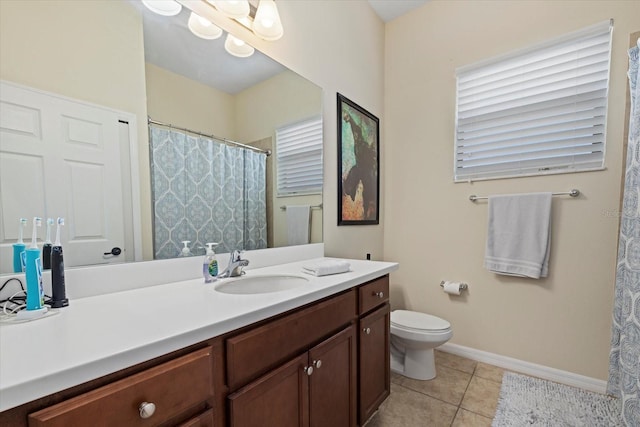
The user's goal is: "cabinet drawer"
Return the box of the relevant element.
[358,276,389,315]
[227,290,357,390]
[28,347,213,427]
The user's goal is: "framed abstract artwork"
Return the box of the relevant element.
[337,93,379,225]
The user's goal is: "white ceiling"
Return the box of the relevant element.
[367,0,429,22]
[138,1,428,94]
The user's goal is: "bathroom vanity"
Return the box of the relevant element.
[0,257,397,426]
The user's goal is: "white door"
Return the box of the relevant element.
[0,81,128,272]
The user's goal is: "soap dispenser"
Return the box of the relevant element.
[180,241,191,257]
[203,243,219,283]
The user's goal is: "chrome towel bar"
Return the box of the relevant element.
[469,189,580,202]
[280,203,323,211]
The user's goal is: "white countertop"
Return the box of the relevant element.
[0,257,398,412]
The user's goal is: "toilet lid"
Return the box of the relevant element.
[391,310,451,331]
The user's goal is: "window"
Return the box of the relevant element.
[276,116,323,196]
[454,20,612,182]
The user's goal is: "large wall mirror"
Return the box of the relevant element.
[0,0,323,274]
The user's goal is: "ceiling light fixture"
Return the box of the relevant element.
[252,0,283,41]
[188,12,223,40]
[209,1,250,20]
[224,34,255,58]
[141,0,182,16]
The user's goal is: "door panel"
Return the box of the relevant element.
[309,325,357,427]
[0,82,127,271]
[359,304,390,424]
[228,354,309,427]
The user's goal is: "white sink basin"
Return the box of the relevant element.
[214,274,309,295]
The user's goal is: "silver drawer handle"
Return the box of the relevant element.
[313,359,322,369]
[139,401,156,419]
[363,327,371,335]
[374,291,384,298]
[304,366,314,376]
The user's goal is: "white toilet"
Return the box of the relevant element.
[390,310,453,380]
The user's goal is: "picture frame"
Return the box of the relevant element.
[337,93,380,225]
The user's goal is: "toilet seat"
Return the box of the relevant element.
[391,310,451,332]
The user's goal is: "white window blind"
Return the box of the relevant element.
[276,116,323,196]
[454,20,612,182]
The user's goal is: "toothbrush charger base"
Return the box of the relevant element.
[50,298,69,308]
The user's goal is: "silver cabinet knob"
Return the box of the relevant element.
[374,291,384,298]
[304,366,314,376]
[313,359,322,369]
[363,327,371,335]
[139,401,156,419]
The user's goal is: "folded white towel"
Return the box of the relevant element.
[484,192,552,279]
[302,260,351,277]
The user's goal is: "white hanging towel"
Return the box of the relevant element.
[286,205,311,246]
[484,192,552,279]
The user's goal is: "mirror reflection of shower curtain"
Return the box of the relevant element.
[149,125,267,259]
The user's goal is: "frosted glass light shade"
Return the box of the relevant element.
[141,0,182,16]
[253,0,283,41]
[224,34,254,58]
[210,1,250,19]
[188,12,223,40]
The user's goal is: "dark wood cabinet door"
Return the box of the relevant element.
[228,354,309,427]
[308,325,357,427]
[359,304,390,424]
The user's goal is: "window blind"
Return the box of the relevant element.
[454,20,612,182]
[276,116,323,196]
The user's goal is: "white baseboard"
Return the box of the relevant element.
[439,343,608,394]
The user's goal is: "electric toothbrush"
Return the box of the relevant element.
[12,218,27,273]
[25,217,45,311]
[42,218,54,270]
[50,218,68,308]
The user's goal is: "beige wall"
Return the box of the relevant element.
[145,63,236,138]
[235,70,323,247]
[384,0,640,380]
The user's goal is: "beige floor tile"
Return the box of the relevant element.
[460,376,502,418]
[435,350,477,374]
[451,408,493,427]
[365,383,458,427]
[395,365,472,406]
[391,371,403,385]
[474,362,506,383]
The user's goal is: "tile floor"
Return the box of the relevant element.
[365,350,508,427]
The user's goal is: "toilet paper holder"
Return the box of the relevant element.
[440,281,468,291]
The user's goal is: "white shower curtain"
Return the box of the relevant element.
[149,126,267,258]
[608,39,640,426]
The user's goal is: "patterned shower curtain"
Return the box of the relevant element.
[149,126,267,259]
[608,39,640,426]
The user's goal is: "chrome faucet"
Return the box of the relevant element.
[219,250,249,278]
